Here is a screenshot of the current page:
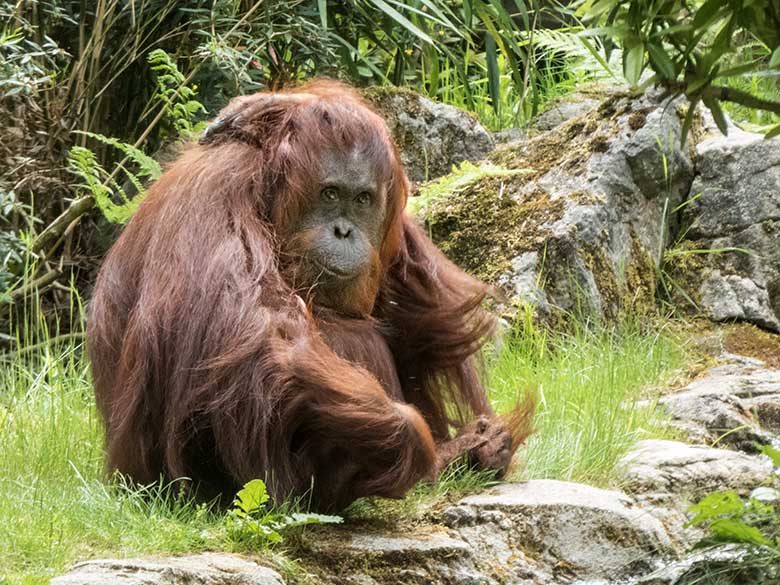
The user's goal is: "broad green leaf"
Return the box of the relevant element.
[700,17,735,75]
[512,0,530,30]
[579,35,618,79]
[716,62,761,79]
[710,519,771,546]
[485,33,500,115]
[703,95,729,135]
[384,0,453,30]
[318,0,327,29]
[648,42,675,80]
[692,0,725,30]
[687,74,711,95]
[623,42,644,86]
[233,479,270,515]
[759,444,780,466]
[583,0,620,19]
[766,123,780,140]
[415,0,462,34]
[687,490,743,526]
[329,35,388,81]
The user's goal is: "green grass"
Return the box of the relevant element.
[489,310,686,486]
[0,300,688,582]
[426,52,580,131]
[0,342,226,584]
[719,43,780,131]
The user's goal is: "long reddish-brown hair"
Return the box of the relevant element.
[88,79,534,510]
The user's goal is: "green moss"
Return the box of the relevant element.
[410,160,531,216]
[422,176,565,282]
[488,101,624,180]
[661,239,713,310]
[417,92,657,307]
[581,246,620,318]
[623,235,659,316]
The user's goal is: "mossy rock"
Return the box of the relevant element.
[415,90,695,325]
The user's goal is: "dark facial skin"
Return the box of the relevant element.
[294,148,387,289]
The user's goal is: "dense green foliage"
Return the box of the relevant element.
[583,0,780,137]
[3,1,780,323]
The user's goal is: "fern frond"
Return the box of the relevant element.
[75,131,162,180]
[67,146,142,224]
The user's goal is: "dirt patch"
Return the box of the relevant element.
[723,324,780,369]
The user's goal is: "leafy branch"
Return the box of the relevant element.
[581,0,780,139]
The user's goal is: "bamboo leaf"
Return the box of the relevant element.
[579,35,618,79]
[623,42,644,86]
[647,42,675,80]
[692,0,725,30]
[703,95,729,135]
[770,47,780,69]
[329,35,388,81]
[680,97,700,145]
[766,123,780,140]
[716,62,760,79]
[512,0,530,30]
[318,0,327,29]
[485,33,500,115]
[368,0,434,45]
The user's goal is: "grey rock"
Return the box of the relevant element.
[496,252,551,317]
[419,90,694,323]
[493,127,526,145]
[637,545,762,585]
[745,394,780,433]
[751,486,780,503]
[337,532,471,558]
[619,440,773,499]
[531,98,602,132]
[455,480,673,581]
[677,128,780,331]
[364,87,494,182]
[441,504,477,527]
[346,577,380,585]
[659,366,780,449]
[51,554,284,585]
[304,530,488,585]
[529,85,622,132]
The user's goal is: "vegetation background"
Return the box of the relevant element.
[1,1,780,583]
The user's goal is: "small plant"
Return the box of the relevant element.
[66,50,205,224]
[67,133,162,224]
[147,49,206,139]
[225,479,342,548]
[677,445,780,584]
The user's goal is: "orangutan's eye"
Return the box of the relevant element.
[355,192,371,206]
[321,187,338,201]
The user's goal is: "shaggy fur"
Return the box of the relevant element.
[88,80,535,512]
